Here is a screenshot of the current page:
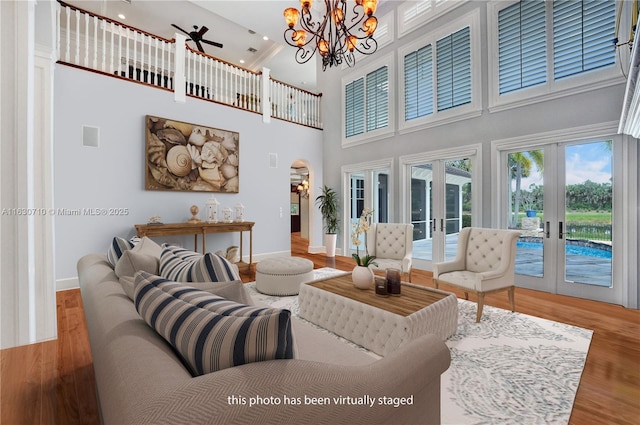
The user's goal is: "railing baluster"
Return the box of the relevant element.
[83,11,89,67]
[64,6,70,62]
[110,22,114,74]
[100,15,106,72]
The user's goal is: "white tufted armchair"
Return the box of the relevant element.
[365,223,414,282]
[433,227,520,322]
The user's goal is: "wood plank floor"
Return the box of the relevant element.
[1,233,638,424]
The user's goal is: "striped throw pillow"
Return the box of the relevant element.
[134,272,294,376]
[107,236,136,267]
[159,245,240,282]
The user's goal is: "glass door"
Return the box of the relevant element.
[346,166,391,252]
[503,140,619,303]
[409,157,473,266]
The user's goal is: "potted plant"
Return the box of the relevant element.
[315,185,339,257]
[350,208,377,289]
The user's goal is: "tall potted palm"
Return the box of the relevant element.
[315,185,339,257]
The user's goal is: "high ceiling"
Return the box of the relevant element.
[66,0,318,90]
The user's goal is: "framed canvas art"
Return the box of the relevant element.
[145,115,239,192]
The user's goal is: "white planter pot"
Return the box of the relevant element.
[352,265,374,289]
[324,233,337,257]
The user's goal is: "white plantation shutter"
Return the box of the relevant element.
[366,66,389,131]
[345,78,364,137]
[404,45,434,121]
[436,26,471,111]
[553,0,616,80]
[498,0,547,94]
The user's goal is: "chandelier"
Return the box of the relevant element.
[283,0,379,71]
[297,178,310,198]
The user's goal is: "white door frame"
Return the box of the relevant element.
[491,122,638,307]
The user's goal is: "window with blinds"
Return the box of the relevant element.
[498,0,546,94]
[345,78,364,138]
[366,66,389,132]
[553,0,616,80]
[344,66,389,139]
[404,45,433,121]
[436,26,471,111]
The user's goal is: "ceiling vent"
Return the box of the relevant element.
[247,47,257,53]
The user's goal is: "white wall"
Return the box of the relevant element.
[54,66,324,281]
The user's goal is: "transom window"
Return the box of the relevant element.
[490,0,616,100]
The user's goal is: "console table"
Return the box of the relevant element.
[134,221,254,273]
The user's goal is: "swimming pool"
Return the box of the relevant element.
[516,241,612,259]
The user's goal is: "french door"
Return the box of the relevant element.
[500,139,623,304]
[343,160,392,253]
[402,145,480,270]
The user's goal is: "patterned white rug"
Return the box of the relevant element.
[246,268,592,425]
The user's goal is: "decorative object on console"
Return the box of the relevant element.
[234,203,245,222]
[222,207,233,223]
[145,115,239,193]
[205,196,220,223]
[147,215,163,225]
[283,0,379,70]
[215,246,240,263]
[187,205,201,223]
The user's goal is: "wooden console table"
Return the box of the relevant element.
[134,221,254,273]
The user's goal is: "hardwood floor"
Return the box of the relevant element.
[1,233,638,424]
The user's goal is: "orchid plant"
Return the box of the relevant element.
[351,208,377,267]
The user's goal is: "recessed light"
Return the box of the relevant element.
[117,13,126,19]
[263,36,269,41]
[240,59,245,64]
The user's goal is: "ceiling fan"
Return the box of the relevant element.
[171,24,223,53]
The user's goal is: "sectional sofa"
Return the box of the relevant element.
[77,239,451,425]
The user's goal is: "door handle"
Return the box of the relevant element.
[431,219,436,232]
[545,221,550,238]
[559,221,564,239]
[440,218,444,232]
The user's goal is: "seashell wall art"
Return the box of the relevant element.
[145,115,239,193]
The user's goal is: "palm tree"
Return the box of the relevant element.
[509,150,543,227]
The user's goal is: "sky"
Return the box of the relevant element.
[516,141,612,189]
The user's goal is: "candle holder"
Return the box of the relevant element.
[386,268,402,296]
[205,196,220,223]
[234,203,245,222]
[375,276,388,297]
[222,207,233,223]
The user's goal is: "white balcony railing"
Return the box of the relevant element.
[56,1,322,129]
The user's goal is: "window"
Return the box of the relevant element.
[342,53,395,146]
[398,0,468,37]
[366,66,389,131]
[345,78,364,137]
[553,0,616,80]
[490,0,623,111]
[399,10,481,131]
[404,45,433,120]
[344,66,388,137]
[498,0,546,94]
[436,27,471,111]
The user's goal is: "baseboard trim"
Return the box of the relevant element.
[57,277,79,291]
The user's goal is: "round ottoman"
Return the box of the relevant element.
[255,257,314,296]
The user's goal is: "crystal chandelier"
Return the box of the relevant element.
[283,0,379,71]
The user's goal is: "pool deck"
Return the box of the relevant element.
[413,234,612,287]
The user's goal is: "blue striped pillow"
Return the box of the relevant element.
[107,236,136,267]
[159,245,240,282]
[134,272,294,376]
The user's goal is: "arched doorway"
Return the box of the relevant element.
[290,160,311,246]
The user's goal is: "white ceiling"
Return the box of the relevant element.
[67,0,318,90]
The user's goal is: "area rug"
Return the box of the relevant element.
[246,268,593,425]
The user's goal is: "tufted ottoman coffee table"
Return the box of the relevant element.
[298,274,458,357]
[255,257,315,296]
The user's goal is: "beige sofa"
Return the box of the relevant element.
[78,253,451,425]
